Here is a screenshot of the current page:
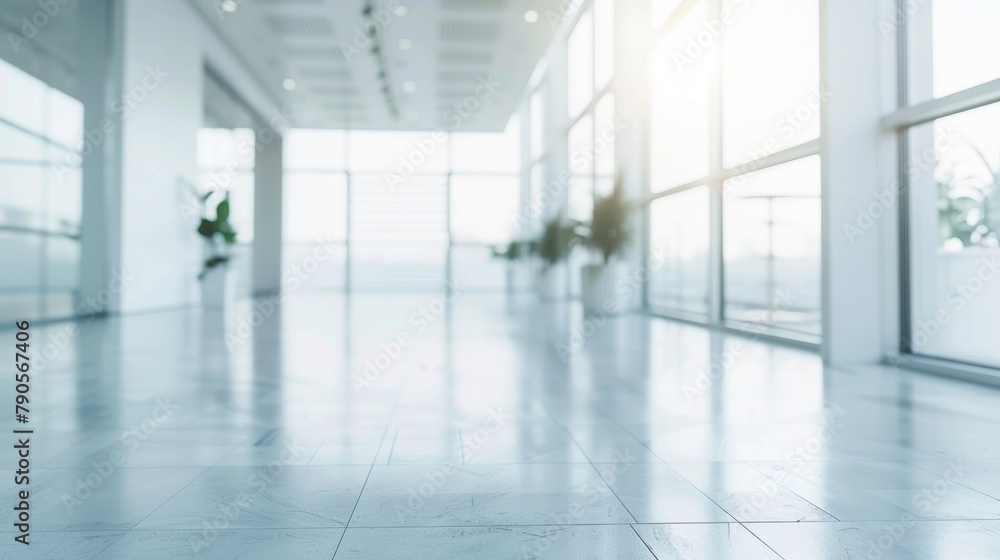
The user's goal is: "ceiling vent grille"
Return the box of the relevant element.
[297,66,352,80]
[440,21,501,42]
[311,85,361,96]
[264,16,335,38]
[285,45,346,62]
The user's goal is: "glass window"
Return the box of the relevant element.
[568,176,594,222]
[48,88,85,150]
[196,128,255,242]
[284,129,346,170]
[651,0,684,29]
[347,131,449,172]
[0,58,83,322]
[723,155,821,336]
[450,175,520,244]
[529,163,548,229]
[649,186,711,315]
[650,0,711,191]
[196,128,255,170]
[530,88,547,160]
[283,173,348,243]
[594,0,615,89]
[721,0,820,168]
[0,59,46,133]
[568,114,594,175]
[907,0,1000,104]
[906,102,1000,367]
[451,116,520,174]
[594,93,616,176]
[567,9,594,118]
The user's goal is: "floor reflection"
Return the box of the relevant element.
[2,293,999,558]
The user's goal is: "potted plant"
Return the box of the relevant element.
[536,217,579,300]
[196,191,238,308]
[493,240,527,293]
[580,178,631,313]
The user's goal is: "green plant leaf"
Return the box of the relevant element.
[221,230,237,244]
[197,218,218,238]
[216,198,230,222]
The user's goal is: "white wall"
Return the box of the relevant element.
[107,0,282,314]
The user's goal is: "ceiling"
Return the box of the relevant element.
[191,0,565,132]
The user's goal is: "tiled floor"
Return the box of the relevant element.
[2,293,1000,558]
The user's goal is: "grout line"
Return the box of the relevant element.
[629,524,660,559]
[331,419,394,558]
[84,433,255,559]
[554,417,639,525]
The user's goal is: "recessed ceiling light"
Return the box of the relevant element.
[282,78,296,91]
[393,5,409,17]
[221,0,239,14]
[523,10,539,23]
[398,38,413,51]
[403,81,416,93]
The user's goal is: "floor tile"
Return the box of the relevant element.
[333,526,655,559]
[563,424,662,463]
[633,523,781,559]
[216,429,328,467]
[598,463,735,523]
[746,520,1000,559]
[93,528,344,559]
[866,486,1000,519]
[669,462,836,522]
[62,430,251,468]
[307,428,387,466]
[0,531,123,559]
[0,468,204,531]
[136,466,370,529]
[350,464,634,527]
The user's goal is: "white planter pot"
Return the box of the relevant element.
[200,265,236,309]
[537,264,567,300]
[581,263,623,314]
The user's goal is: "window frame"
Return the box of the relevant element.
[643,0,824,345]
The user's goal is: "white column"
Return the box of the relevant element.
[78,0,124,315]
[819,0,888,363]
[253,133,283,295]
